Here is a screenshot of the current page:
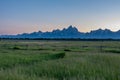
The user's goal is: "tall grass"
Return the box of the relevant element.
[0,40,120,80]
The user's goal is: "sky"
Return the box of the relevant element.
[0,0,120,35]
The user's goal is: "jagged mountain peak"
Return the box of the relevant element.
[52,29,61,32]
[91,28,112,33]
[118,30,120,32]
[38,31,42,33]
[67,25,78,30]
[0,26,120,39]
[62,25,79,32]
[67,25,75,29]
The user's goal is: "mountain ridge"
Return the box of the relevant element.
[0,25,120,39]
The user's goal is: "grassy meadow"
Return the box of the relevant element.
[0,40,120,80]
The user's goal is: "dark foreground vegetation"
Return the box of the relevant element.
[0,40,120,80]
[1,38,120,41]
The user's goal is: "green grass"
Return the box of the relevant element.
[0,40,120,80]
[104,48,120,53]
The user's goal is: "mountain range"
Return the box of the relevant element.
[0,25,120,39]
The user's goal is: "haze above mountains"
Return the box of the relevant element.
[0,25,120,39]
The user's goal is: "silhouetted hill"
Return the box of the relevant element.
[0,25,120,39]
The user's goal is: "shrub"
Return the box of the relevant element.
[13,46,21,50]
[104,49,120,53]
[64,49,71,52]
[50,52,66,59]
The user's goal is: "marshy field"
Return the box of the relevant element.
[0,40,120,80]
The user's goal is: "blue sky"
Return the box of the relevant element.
[0,0,120,34]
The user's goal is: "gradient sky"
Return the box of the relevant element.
[0,0,120,34]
